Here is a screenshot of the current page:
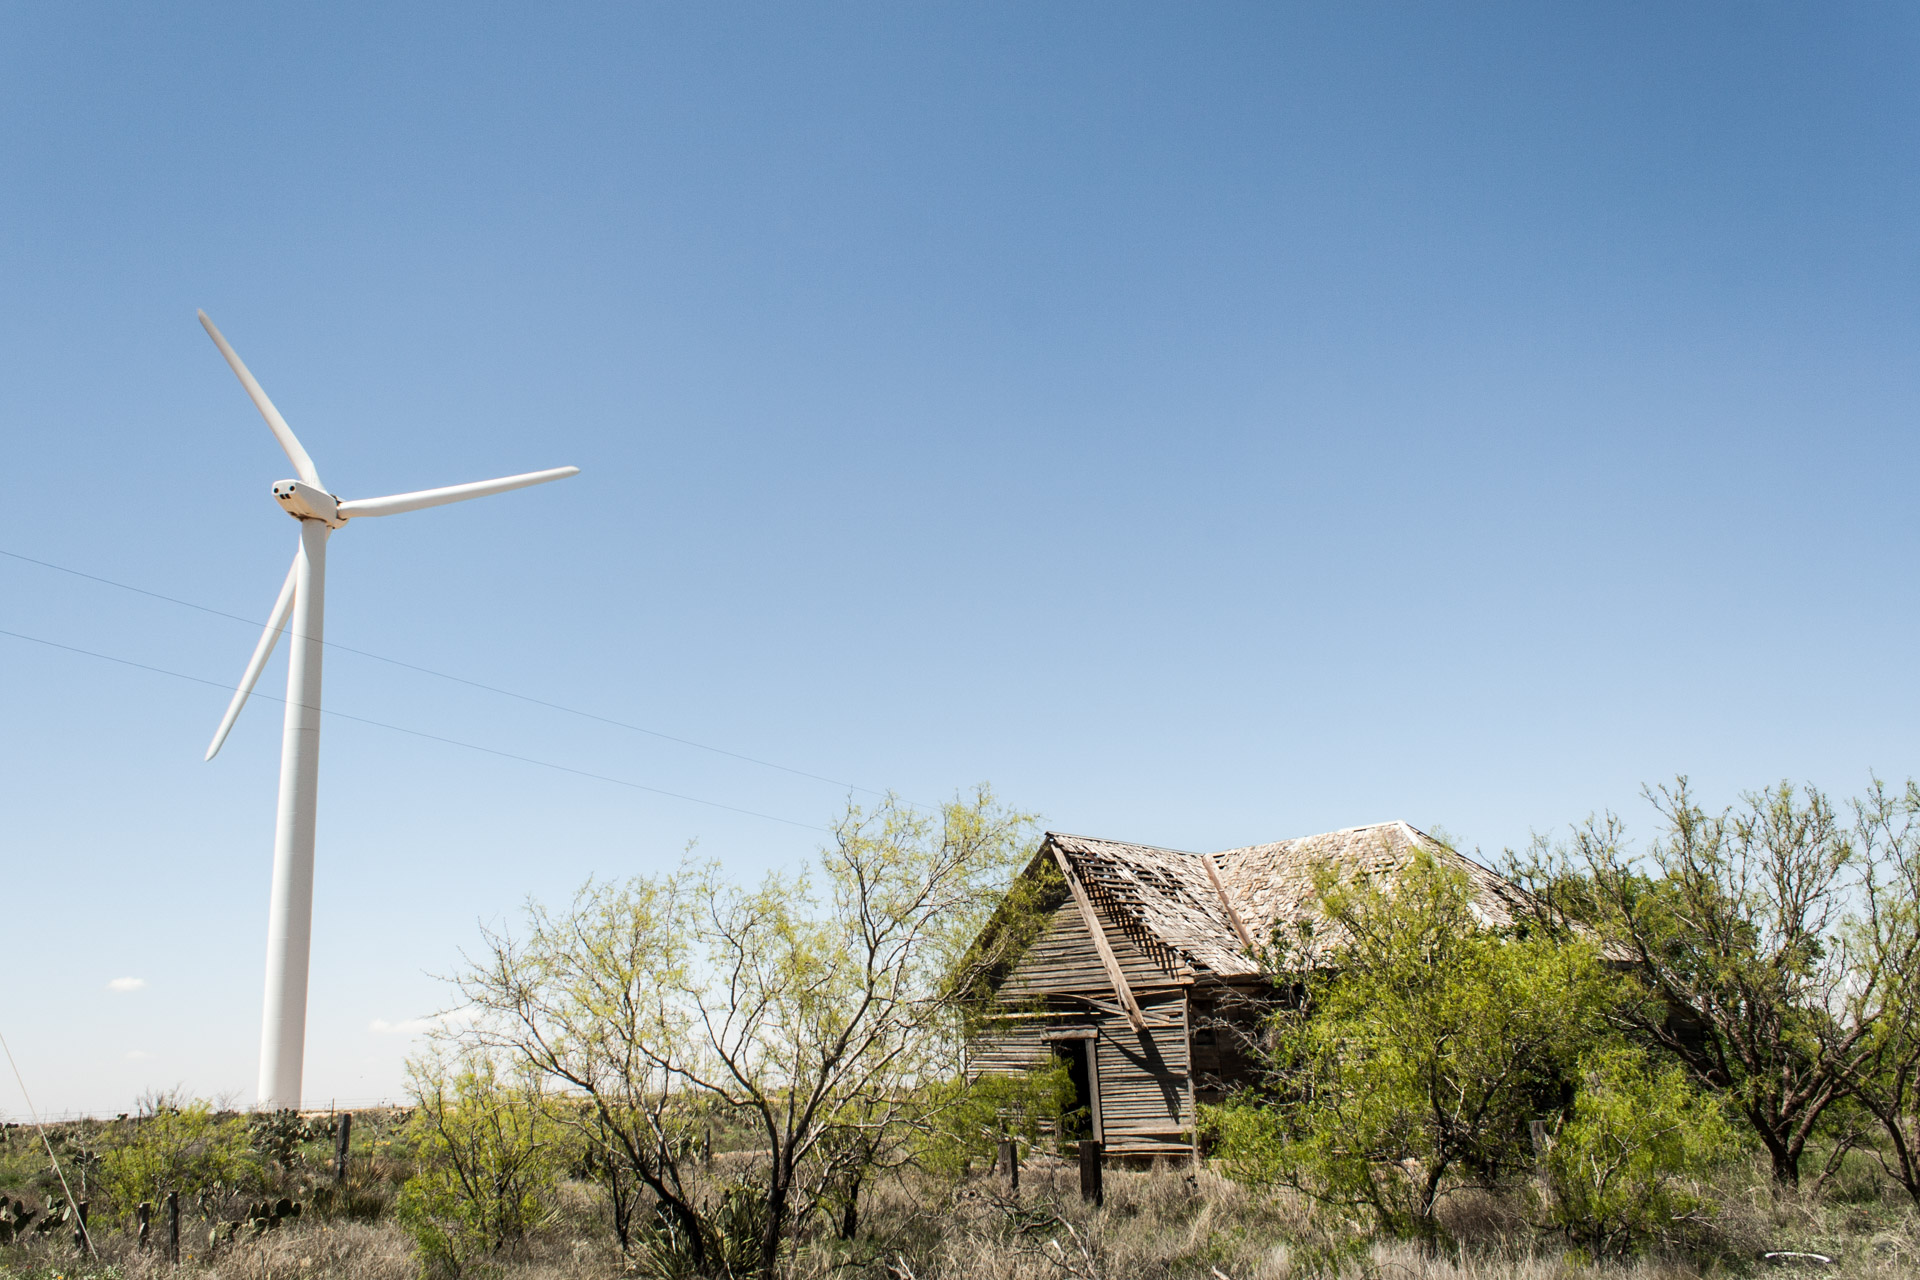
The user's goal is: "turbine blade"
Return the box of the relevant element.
[336,465,579,519]
[197,310,324,488]
[205,555,299,761]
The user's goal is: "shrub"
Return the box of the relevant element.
[1538,1046,1736,1257]
[96,1093,255,1214]
[631,1182,768,1280]
[1209,852,1617,1242]
[397,1053,564,1277]
[911,1055,1074,1181]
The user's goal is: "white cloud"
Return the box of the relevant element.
[367,1017,434,1035]
[107,977,147,993]
[126,1050,153,1061]
[369,1007,476,1036]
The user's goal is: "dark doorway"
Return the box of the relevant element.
[1050,1039,1093,1149]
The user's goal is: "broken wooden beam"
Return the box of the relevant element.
[1051,842,1148,1033]
[1201,853,1257,951]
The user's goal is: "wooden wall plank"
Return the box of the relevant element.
[967,988,1197,1157]
[999,899,1185,998]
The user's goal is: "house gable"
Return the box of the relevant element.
[997,892,1186,999]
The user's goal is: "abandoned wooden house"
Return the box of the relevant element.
[964,822,1543,1161]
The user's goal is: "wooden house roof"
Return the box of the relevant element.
[1047,833,1259,977]
[1042,821,1542,979]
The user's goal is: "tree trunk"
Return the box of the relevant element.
[606,1157,631,1254]
[837,1174,861,1242]
[1883,1114,1920,1207]
[1764,1136,1801,1188]
[758,1174,790,1280]
[1414,1163,1447,1250]
[669,1198,707,1276]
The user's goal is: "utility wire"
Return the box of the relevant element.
[0,547,914,806]
[0,626,829,833]
[0,1026,95,1257]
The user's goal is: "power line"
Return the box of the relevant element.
[0,546,925,808]
[0,626,829,833]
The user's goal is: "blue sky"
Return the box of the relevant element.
[3,3,1916,1114]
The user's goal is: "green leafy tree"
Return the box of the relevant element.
[451,788,1037,1278]
[97,1092,254,1214]
[1539,1046,1735,1257]
[1831,778,1920,1205]
[1208,852,1616,1243]
[1545,780,1888,1187]
[398,1051,565,1277]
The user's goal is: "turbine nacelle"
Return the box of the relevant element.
[272,480,346,527]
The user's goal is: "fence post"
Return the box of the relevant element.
[1078,1139,1103,1206]
[73,1201,90,1255]
[334,1112,352,1182]
[137,1201,151,1249]
[167,1189,180,1264]
[997,1138,1019,1194]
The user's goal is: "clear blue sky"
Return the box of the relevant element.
[3,3,1916,1115]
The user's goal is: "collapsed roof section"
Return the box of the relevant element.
[1043,821,1543,979]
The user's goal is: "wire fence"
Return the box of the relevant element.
[0,1099,411,1124]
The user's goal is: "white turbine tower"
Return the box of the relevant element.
[197,310,578,1110]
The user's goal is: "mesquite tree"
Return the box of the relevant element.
[1548,779,1896,1187]
[447,788,1036,1278]
[1837,778,1920,1205]
[1209,853,1617,1242]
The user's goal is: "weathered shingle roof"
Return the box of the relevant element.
[1049,833,1258,977]
[1045,821,1541,977]
[1215,821,1545,965]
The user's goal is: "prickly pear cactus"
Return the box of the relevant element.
[0,1195,31,1245]
[240,1197,302,1237]
[250,1109,312,1169]
[33,1199,69,1236]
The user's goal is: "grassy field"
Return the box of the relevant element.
[2,1111,1917,1280]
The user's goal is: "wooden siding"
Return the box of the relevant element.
[966,1011,1087,1076]
[1091,990,1192,1157]
[968,990,1195,1159]
[971,848,1260,1158]
[999,897,1186,998]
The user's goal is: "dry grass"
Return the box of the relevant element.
[0,1219,418,1280]
[809,1164,1662,1280]
[0,1213,632,1280]
[4,1157,1919,1280]
[772,1163,1668,1280]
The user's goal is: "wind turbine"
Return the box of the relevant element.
[197,310,578,1110]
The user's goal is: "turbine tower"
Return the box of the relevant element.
[197,310,578,1109]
